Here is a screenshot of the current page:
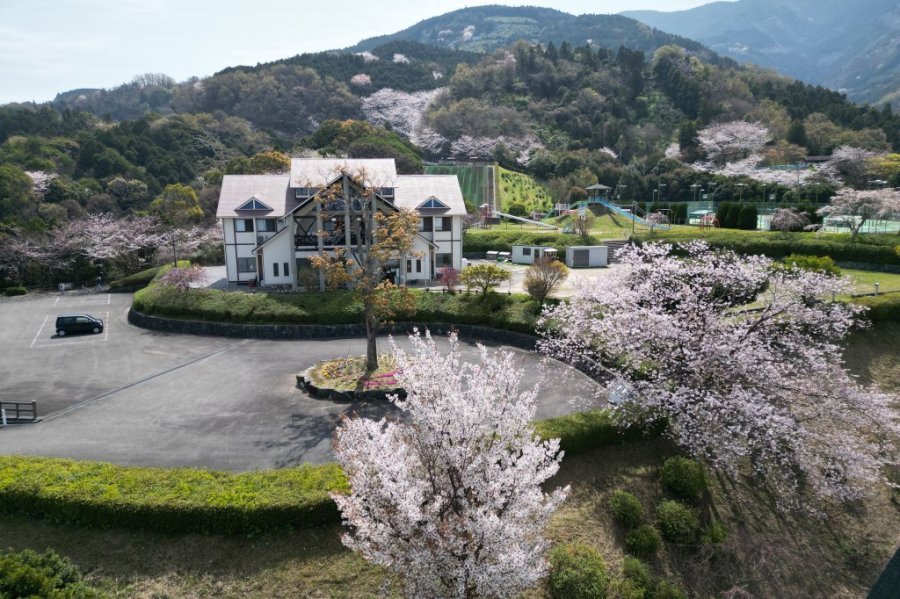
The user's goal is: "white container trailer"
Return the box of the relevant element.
[511,245,558,265]
[565,245,608,268]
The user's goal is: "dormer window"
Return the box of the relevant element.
[295,187,318,198]
[380,187,394,198]
[235,197,273,211]
[418,196,449,210]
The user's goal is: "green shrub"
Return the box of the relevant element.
[625,524,662,557]
[660,457,707,500]
[3,286,26,296]
[0,549,104,598]
[0,456,348,534]
[655,500,700,544]
[738,204,758,230]
[703,521,728,544]
[853,293,900,322]
[548,543,608,599]
[533,411,664,455]
[607,490,643,529]
[652,580,687,599]
[612,578,646,599]
[622,557,653,593]
[781,254,841,276]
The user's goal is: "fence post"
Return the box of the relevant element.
[1,408,6,427]
[31,401,37,421]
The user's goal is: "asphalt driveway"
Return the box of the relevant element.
[0,291,604,471]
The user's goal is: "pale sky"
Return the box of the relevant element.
[0,0,721,105]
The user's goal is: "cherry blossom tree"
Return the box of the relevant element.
[539,242,898,508]
[826,145,876,187]
[769,208,810,233]
[333,330,568,599]
[818,187,900,241]
[696,120,770,165]
[158,264,207,291]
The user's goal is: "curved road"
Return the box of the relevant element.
[0,291,604,471]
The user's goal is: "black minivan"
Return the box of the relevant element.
[55,314,104,337]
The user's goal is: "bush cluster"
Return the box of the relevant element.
[133,284,542,334]
[2,286,26,296]
[547,543,608,599]
[655,500,701,544]
[607,490,643,529]
[615,557,686,599]
[0,456,348,535]
[533,411,664,455]
[625,524,663,557]
[635,230,899,266]
[659,457,707,500]
[0,549,104,598]
[781,254,842,276]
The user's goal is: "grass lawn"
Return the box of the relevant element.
[844,269,900,295]
[1,327,897,597]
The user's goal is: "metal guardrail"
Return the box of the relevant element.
[0,401,38,424]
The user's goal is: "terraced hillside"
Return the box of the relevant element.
[497,167,554,214]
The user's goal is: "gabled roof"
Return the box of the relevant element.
[216,175,294,219]
[586,183,612,190]
[290,158,398,189]
[394,175,466,216]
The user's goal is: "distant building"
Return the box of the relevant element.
[216,159,465,288]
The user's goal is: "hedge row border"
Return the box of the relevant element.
[128,308,540,350]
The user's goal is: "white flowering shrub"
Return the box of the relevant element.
[540,242,898,509]
[333,330,568,598]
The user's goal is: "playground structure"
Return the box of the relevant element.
[572,197,672,231]
[479,203,558,229]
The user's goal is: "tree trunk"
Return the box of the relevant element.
[365,300,379,372]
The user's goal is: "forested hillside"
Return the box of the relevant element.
[3,4,900,237]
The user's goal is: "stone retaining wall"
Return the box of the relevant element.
[128,309,539,350]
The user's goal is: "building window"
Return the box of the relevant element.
[436,253,452,267]
[434,217,452,231]
[406,259,412,273]
[237,258,256,272]
[523,247,532,256]
[256,218,276,232]
[416,259,422,273]
[273,263,279,277]
[418,217,433,232]
[235,219,254,232]
[284,262,290,277]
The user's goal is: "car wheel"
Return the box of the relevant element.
[57,330,66,337]
[93,327,101,334]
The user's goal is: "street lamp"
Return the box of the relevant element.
[690,183,699,202]
[658,182,666,203]
[737,183,746,203]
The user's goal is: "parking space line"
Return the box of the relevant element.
[31,311,110,348]
[40,339,254,422]
[29,316,49,348]
[53,296,60,307]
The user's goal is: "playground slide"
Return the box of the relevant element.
[491,210,558,229]
[587,198,671,230]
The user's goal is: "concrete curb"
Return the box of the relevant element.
[127,308,539,350]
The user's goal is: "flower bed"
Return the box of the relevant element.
[297,354,406,401]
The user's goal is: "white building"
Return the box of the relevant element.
[511,245,558,265]
[216,158,465,288]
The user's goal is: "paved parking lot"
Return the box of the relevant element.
[0,291,604,471]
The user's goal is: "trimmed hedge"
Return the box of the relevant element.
[0,409,659,535]
[533,410,665,455]
[655,500,700,544]
[0,456,349,534]
[109,261,189,291]
[3,286,26,296]
[659,457,707,500]
[133,285,542,334]
[464,230,605,254]
[607,490,643,529]
[853,292,900,322]
[635,230,899,266]
[625,524,662,557]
